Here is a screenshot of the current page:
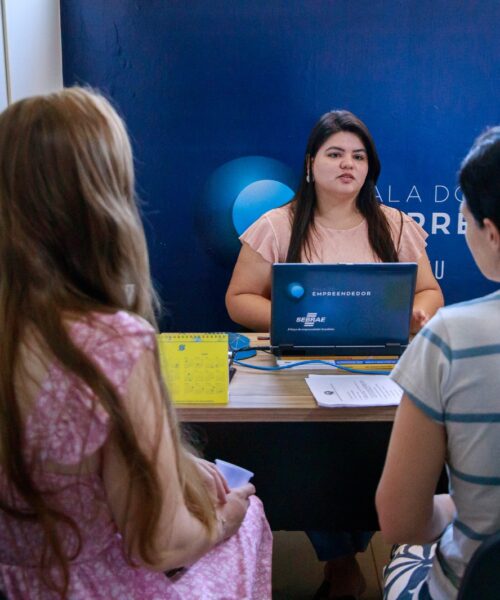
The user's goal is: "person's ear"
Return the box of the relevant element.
[483,218,500,252]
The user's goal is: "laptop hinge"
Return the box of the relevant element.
[278,344,295,352]
[275,344,295,357]
[385,343,404,356]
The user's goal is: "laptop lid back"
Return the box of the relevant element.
[271,263,417,356]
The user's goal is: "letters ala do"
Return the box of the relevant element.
[376,184,466,236]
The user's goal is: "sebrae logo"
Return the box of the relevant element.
[296,312,326,327]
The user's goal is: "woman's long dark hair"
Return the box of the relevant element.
[460,126,500,229]
[286,110,401,263]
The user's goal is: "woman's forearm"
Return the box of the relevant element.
[411,288,445,333]
[413,288,444,319]
[226,293,271,332]
[414,494,456,545]
[139,504,219,572]
[379,494,455,546]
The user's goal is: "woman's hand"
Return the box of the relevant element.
[411,253,444,333]
[191,456,230,505]
[433,494,456,537]
[411,307,430,333]
[216,483,256,541]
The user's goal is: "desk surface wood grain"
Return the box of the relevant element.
[176,334,397,423]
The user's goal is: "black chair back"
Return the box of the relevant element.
[458,531,500,599]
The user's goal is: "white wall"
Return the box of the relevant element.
[0,0,62,108]
[0,4,8,110]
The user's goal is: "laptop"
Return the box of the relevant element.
[271,263,417,357]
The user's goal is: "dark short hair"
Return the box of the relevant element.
[460,126,500,229]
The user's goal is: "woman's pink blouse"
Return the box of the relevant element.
[240,204,428,264]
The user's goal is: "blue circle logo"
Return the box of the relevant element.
[287,282,305,300]
[196,156,297,267]
[232,179,295,235]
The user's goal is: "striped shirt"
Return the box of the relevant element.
[391,290,500,599]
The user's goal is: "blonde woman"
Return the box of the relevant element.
[0,88,272,599]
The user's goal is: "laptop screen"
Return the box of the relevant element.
[271,263,417,356]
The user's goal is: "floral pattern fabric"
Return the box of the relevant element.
[0,311,272,599]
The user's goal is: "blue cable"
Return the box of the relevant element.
[233,358,392,375]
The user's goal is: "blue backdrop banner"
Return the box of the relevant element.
[60,0,500,330]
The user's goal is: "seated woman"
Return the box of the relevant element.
[226,110,443,599]
[0,88,272,599]
[376,126,500,599]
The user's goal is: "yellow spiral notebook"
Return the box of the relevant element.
[157,333,229,405]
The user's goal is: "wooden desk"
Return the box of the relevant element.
[177,336,396,423]
[176,335,398,531]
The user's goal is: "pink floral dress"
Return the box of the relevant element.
[0,311,272,599]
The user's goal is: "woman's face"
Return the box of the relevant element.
[461,199,500,282]
[311,131,369,202]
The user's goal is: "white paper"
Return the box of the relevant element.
[306,374,403,407]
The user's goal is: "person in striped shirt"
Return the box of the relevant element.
[376,126,500,599]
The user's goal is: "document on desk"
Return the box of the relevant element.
[306,374,403,407]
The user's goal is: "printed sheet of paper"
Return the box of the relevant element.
[306,374,403,407]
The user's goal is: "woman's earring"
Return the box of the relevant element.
[306,154,313,183]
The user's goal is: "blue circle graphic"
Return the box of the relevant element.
[232,180,295,235]
[196,156,297,267]
[287,282,305,299]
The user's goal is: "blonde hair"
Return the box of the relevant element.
[0,88,215,596]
